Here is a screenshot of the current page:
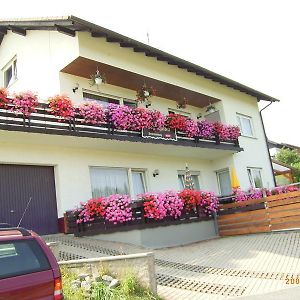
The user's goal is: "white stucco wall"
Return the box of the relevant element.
[0,132,221,216]
[0,31,79,99]
[0,29,275,198]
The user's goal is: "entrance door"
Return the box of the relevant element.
[0,164,58,235]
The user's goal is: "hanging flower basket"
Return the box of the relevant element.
[89,69,106,87]
[136,84,156,103]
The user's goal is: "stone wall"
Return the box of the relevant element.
[58,252,157,293]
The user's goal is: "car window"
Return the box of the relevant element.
[0,239,51,279]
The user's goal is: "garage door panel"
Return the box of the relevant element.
[0,165,58,235]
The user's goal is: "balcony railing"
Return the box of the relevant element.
[0,103,242,151]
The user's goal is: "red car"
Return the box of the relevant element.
[0,225,63,300]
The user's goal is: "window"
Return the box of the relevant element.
[177,171,200,190]
[83,91,137,108]
[90,167,146,199]
[0,240,50,279]
[216,169,232,196]
[237,114,254,137]
[2,58,17,88]
[168,108,191,117]
[247,168,263,188]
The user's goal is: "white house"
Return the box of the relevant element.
[0,16,279,235]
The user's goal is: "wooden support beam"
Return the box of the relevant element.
[168,61,177,65]
[10,26,26,36]
[55,25,75,37]
[120,42,133,48]
[133,47,144,53]
[145,52,156,57]
[106,36,121,43]
[157,56,168,61]
[91,31,106,38]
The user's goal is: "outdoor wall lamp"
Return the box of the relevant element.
[153,169,160,177]
[72,83,79,93]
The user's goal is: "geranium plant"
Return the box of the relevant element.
[136,84,156,102]
[131,107,152,131]
[157,190,184,219]
[178,189,201,211]
[184,119,199,138]
[11,91,38,117]
[0,87,9,109]
[214,122,230,141]
[107,103,135,130]
[76,197,106,224]
[148,110,166,131]
[228,125,241,140]
[165,113,187,131]
[78,102,106,125]
[104,194,133,224]
[141,192,167,220]
[197,120,214,139]
[198,191,219,214]
[48,95,75,121]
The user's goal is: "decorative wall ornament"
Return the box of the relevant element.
[89,68,106,87]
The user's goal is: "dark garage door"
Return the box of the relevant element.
[0,164,58,235]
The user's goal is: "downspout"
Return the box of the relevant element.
[259,100,277,187]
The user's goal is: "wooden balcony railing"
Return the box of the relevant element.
[0,103,242,151]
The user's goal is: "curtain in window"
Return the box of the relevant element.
[218,171,232,196]
[132,171,145,198]
[90,167,129,197]
[178,175,200,190]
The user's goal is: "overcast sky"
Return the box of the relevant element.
[1,0,299,145]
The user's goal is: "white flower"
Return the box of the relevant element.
[143,90,150,97]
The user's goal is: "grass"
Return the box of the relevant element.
[61,268,163,300]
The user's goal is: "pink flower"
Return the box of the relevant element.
[11,91,38,117]
[78,102,106,125]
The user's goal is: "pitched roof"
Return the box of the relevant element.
[0,15,280,102]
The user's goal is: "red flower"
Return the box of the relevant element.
[165,113,187,131]
[48,95,75,121]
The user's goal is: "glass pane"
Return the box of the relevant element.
[178,175,185,190]
[132,171,145,198]
[241,117,253,136]
[192,175,200,190]
[83,93,119,107]
[0,240,50,279]
[124,100,137,108]
[4,66,13,87]
[253,169,263,188]
[247,169,254,187]
[90,167,129,197]
[218,171,232,195]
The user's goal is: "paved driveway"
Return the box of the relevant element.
[44,231,300,299]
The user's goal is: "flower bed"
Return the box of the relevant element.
[0,89,241,142]
[70,189,219,227]
[233,185,300,202]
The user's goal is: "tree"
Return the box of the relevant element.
[275,148,300,182]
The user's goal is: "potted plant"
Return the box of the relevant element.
[48,95,75,121]
[11,91,38,118]
[205,104,217,114]
[89,69,106,87]
[0,87,9,109]
[176,97,188,109]
[136,84,156,103]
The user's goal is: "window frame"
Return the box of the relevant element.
[177,170,201,190]
[89,166,147,199]
[236,113,255,138]
[2,57,17,88]
[168,108,191,117]
[216,168,232,196]
[82,90,137,107]
[247,167,263,188]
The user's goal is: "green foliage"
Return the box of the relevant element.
[275,148,300,182]
[275,148,300,166]
[61,269,163,300]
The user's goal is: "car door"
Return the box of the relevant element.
[0,238,54,300]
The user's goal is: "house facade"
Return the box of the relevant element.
[0,16,278,235]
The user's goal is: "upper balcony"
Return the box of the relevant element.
[0,98,243,158]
